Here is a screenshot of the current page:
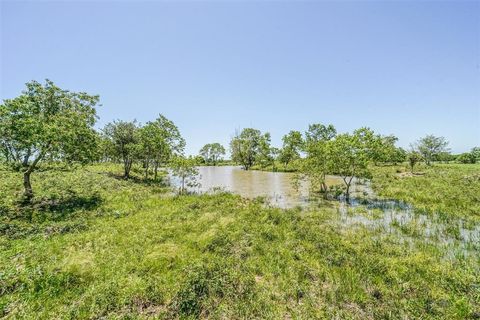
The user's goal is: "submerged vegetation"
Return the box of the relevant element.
[1,80,479,318]
[370,163,480,221]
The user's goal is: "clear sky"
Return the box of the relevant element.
[1,1,479,155]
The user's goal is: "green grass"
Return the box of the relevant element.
[1,164,479,319]
[370,163,480,221]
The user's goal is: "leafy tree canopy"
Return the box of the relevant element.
[0,79,99,198]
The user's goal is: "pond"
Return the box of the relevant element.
[179,165,366,208]
[169,166,479,257]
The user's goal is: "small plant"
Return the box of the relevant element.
[407,151,422,173]
[169,156,201,194]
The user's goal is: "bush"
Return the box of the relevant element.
[457,152,476,164]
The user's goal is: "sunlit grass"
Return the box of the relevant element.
[0,164,479,319]
[370,163,480,221]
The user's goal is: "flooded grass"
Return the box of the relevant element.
[1,164,479,318]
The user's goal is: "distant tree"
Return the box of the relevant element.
[0,80,99,199]
[457,152,477,164]
[193,155,206,165]
[353,127,387,165]
[305,123,337,145]
[199,143,226,165]
[139,115,185,180]
[230,128,270,170]
[327,132,371,201]
[470,147,480,162]
[138,122,159,179]
[414,135,449,165]
[170,156,200,194]
[407,151,422,173]
[278,130,303,169]
[378,135,405,165]
[436,151,456,163]
[103,120,139,179]
[269,147,280,171]
[257,133,275,169]
[300,124,337,196]
[390,147,407,165]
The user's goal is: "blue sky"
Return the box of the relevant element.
[1,1,479,155]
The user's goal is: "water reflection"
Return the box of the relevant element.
[188,166,347,208]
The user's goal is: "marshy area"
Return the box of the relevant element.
[1,162,479,319]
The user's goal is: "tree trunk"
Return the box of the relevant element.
[23,171,33,200]
[124,159,131,179]
[145,159,149,180]
[154,162,159,181]
[345,184,350,202]
[343,176,353,203]
[321,181,328,199]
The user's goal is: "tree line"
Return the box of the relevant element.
[0,80,196,198]
[1,80,479,200]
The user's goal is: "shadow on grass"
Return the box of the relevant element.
[1,191,102,239]
[105,172,170,187]
[10,191,104,222]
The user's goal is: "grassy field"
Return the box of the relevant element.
[370,163,480,221]
[1,164,479,319]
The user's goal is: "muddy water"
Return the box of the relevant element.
[190,166,349,208]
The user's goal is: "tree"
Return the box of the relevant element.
[457,152,477,164]
[414,135,449,165]
[278,130,303,169]
[327,132,371,201]
[436,151,456,163]
[390,147,407,165]
[305,123,337,144]
[299,124,337,196]
[378,135,405,165]
[139,115,185,180]
[103,120,139,179]
[199,143,226,165]
[256,133,275,169]
[470,147,480,162]
[230,128,270,170]
[353,127,386,165]
[170,156,200,194]
[269,147,280,171]
[151,115,185,180]
[407,151,422,173]
[0,80,99,199]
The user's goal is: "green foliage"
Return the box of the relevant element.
[298,125,377,200]
[407,150,423,173]
[199,143,226,165]
[103,114,185,180]
[170,156,200,194]
[298,123,337,196]
[328,132,372,200]
[471,147,480,161]
[278,130,303,168]
[230,128,271,170]
[0,80,99,198]
[102,120,139,178]
[305,123,336,143]
[457,152,477,164]
[414,135,450,165]
[139,114,185,179]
